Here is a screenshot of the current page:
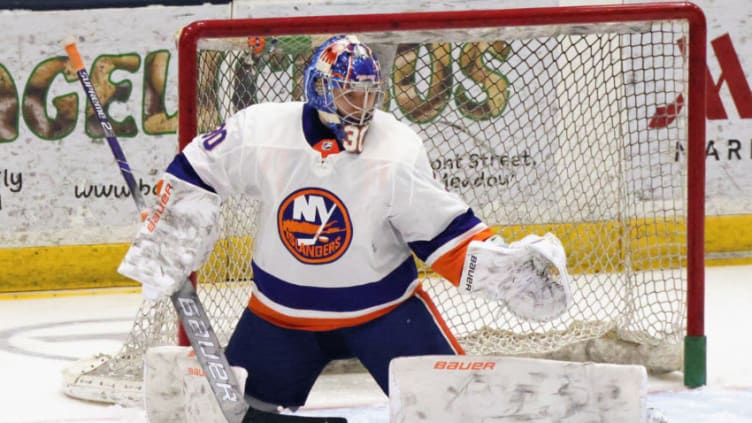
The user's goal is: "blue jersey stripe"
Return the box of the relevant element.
[408,208,482,261]
[166,152,216,193]
[252,257,418,312]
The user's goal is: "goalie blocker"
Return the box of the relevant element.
[389,355,649,423]
[459,233,573,321]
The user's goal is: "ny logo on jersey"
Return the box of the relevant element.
[277,188,352,264]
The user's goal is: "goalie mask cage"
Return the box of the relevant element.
[63,2,707,406]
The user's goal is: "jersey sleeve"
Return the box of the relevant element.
[389,144,493,285]
[118,108,259,296]
[177,108,260,198]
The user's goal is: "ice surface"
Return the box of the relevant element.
[1,265,751,422]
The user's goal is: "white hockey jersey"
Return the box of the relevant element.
[123,102,492,330]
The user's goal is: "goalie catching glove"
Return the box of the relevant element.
[459,233,572,321]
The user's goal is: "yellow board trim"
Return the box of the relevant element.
[0,243,136,293]
[0,286,141,300]
[1,214,751,293]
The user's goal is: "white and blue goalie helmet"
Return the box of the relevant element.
[304,35,385,153]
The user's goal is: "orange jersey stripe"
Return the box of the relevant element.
[248,294,402,331]
[248,285,464,355]
[414,286,465,354]
[430,228,495,286]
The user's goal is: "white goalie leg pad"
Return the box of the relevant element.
[460,232,573,321]
[389,355,648,423]
[144,346,248,423]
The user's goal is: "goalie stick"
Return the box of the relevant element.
[62,36,347,423]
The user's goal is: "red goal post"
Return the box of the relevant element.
[62,1,707,407]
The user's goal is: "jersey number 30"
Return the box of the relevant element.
[202,123,227,151]
[343,124,368,153]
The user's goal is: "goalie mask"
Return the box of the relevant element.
[304,35,385,153]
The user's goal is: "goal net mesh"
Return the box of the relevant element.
[63,8,701,405]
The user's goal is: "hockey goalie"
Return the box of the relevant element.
[118,34,573,418]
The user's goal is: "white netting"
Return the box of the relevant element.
[64,10,699,405]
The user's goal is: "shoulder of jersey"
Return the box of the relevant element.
[364,110,424,163]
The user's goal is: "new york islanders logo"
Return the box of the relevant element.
[277,188,352,264]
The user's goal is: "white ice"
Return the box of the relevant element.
[1,265,751,422]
